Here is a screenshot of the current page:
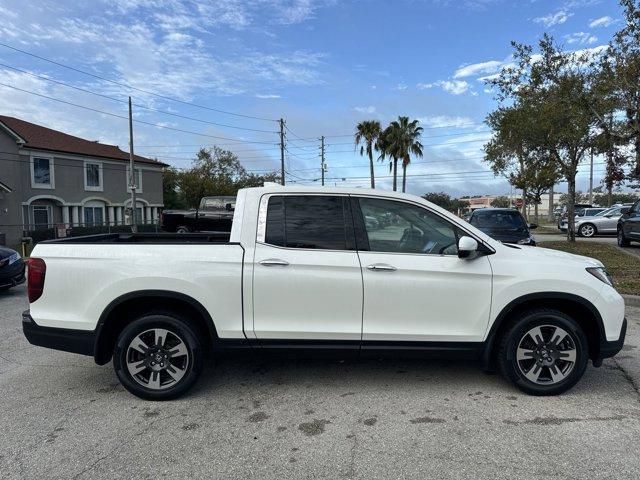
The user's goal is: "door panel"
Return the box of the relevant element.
[252,194,362,341]
[359,252,492,341]
[354,196,492,342]
[252,242,363,340]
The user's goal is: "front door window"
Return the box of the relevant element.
[358,197,460,255]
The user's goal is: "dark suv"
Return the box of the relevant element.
[468,208,537,246]
[617,199,640,247]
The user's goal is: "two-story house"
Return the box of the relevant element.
[0,115,165,246]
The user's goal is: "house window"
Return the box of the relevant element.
[126,166,143,193]
[84,201,105,226]
[84,161,103,191]
[31,205,52,229]
[31,156,54,189]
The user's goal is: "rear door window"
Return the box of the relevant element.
[264,195,353,250]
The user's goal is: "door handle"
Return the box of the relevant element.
[366,263,397,272]
[259,259,290,267]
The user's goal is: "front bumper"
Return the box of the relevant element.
[599,317,627,360]
[0,262,25,289]
[22,311,95,357]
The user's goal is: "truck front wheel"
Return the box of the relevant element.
[498,309,589,395]
[176,226,190,234]
[113,313,203,400]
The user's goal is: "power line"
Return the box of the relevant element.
[0,62,277,134]
[0,82,278,145]
[0,41,278,122]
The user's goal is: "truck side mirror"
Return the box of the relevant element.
[621,207,630,214]
[458,236,479,259]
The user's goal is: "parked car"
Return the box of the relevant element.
[23,186,626,399]
[617,199,640,247]
[161,196,235,233]
[0,246,25,291]
[574,205,632,237]
[559,206,607,232]
[468,208,537,245]
[557,203,596,229]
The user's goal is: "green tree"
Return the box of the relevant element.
[596,0,640,181]
[383,116,423,192]
[422,192,470,213]
[179,147,279,207]
[162,166,186,210]
[354,120,382,189]
[490,196,512,208]
[489,35,600,241]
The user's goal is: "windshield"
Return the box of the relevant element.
[469,210,527,230]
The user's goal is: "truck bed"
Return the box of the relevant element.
[43,232,232,244]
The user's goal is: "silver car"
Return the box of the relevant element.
[574,206,631,237]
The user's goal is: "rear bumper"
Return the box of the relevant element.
[599,317,627,360]
[22,311,95,357]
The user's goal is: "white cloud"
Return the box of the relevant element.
[417,115,475,128]
[418,80,470,95]
[396,83,408,91]
[564,32,598,45]
[254,93,282,99]
[354,106,376,114]
[589,16,616,28]
[534,9,572,28]
[453,60,503,79]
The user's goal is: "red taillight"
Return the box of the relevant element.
[27,258,46,303]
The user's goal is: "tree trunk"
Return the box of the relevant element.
[402,164,407,193]
[534,200,539,225]
[521,186,527,221]
[567,177,576,242]
[369,151,375,189]
[547,185,554,222]
[392,159,398,191]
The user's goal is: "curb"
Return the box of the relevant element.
[623,295,640,307]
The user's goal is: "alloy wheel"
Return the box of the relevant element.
[580,224,595,237]
[126,328,190,390]
[516,325,577,385]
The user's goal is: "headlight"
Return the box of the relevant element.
[586,267,614,287]
[517,237,533,245]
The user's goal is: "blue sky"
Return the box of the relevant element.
[0,0,626,196]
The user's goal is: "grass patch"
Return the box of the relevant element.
[535,224,560,235]
[539,241,640,295]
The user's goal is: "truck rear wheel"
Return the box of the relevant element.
[498,309,588,396]
[176,226,190,234]
[113,313,203,400]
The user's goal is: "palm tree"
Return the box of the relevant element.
[354,120,382,189]
[384,117,423,192]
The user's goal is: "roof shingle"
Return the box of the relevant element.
[0,115,165,166]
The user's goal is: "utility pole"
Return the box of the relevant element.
[589,148,594,205]
[320,136,326,186]
[279,118,285,186]
[128,97,138,233]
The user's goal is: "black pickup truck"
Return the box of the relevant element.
[160,196,235,233]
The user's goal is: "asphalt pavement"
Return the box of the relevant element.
[1,284,639,479]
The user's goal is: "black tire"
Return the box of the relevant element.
[113,313,203,400]
[618,228,630,247]
[578,223,596,238]
[498,309,588,396]
[176,226,190,234]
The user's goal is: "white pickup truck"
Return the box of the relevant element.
[23,186,626,400]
